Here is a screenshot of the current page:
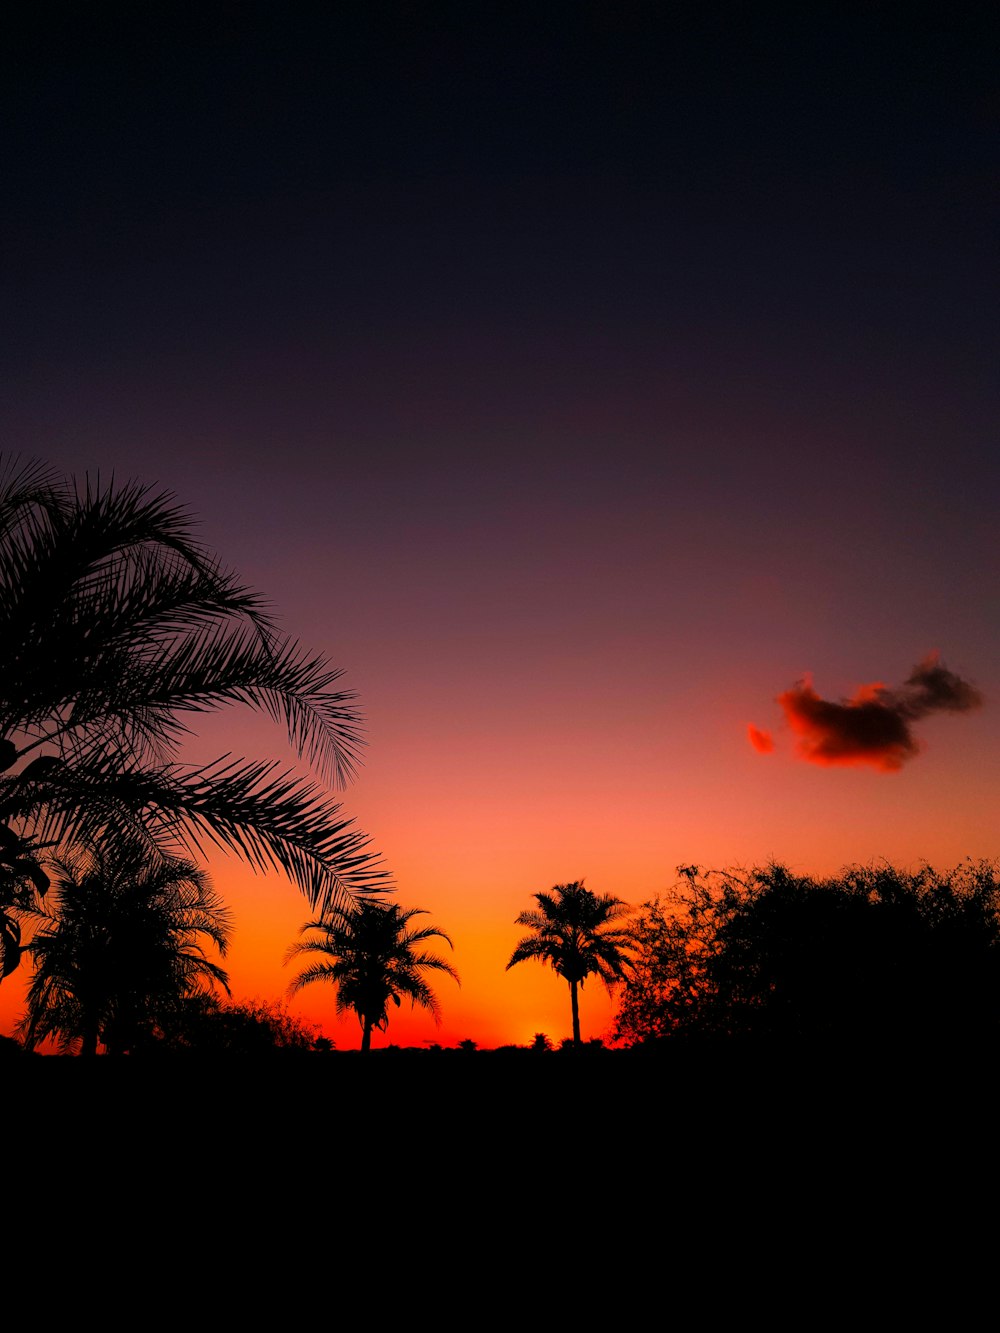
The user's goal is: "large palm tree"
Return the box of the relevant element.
[286,900,459,1051]
[0,457,386,975]
[506,881,635,1047]
[18,837,231,1055]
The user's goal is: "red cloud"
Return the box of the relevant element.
[747,725,774,754]
[770,656,983,773]
[778,678,917,771]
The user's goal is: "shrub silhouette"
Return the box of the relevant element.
[615,861,1000,1048]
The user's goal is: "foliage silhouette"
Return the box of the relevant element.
[614,861,1000,1048]
[286,899,460,1051]
[0,823,49,980]
[18,837,231,1055]
[0,457,386,976]
[152,995,320,1053]
[506,881,635,1047]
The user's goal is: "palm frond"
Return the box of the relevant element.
[0,480,361,782]
[2,753,388,914]
[0,457,391,955]
[0,457,68,544]
[506,935,552,969]
[286,959,342,994]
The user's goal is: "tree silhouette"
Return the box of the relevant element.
[0,824,48,980]
[0,457,386,976]
[286,899,459,1051]
[506,881,635,1047]
[614,861,1000,1048]
[18,837,231,1055]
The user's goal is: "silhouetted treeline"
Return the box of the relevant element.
[614,861,1000,1049]
[151,995,321,1054]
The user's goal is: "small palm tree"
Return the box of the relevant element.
[18,838,231,1055]
[286,900,459,1051]
[506,880,635,1047]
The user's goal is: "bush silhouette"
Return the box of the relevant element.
[615,861,1000,1048]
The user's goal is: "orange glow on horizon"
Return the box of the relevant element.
[2,658,995,1052]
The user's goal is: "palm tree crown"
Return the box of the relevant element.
[507,880,635,1046]
[0,457,386,974]
[286,900,459,1051]
[18,837,231,1055]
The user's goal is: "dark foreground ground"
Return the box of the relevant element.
[9,1039,994,1258]
[10,1036,993,1123]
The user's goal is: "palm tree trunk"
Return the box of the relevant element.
[361,1017,373,1052]
[80,1020,99,1057]
[570,979,581,1047]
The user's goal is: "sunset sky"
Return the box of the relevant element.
[2,6,996,1049]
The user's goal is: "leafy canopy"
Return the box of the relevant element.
[614,861,1000,1047]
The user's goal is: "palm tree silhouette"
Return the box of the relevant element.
[0,825,49,980]
[507,881,635,1047]
[286,900,459,1051]
[0,457,386,977]
[18,837,231,1055]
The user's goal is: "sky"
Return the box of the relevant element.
[1,5,997,1049]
